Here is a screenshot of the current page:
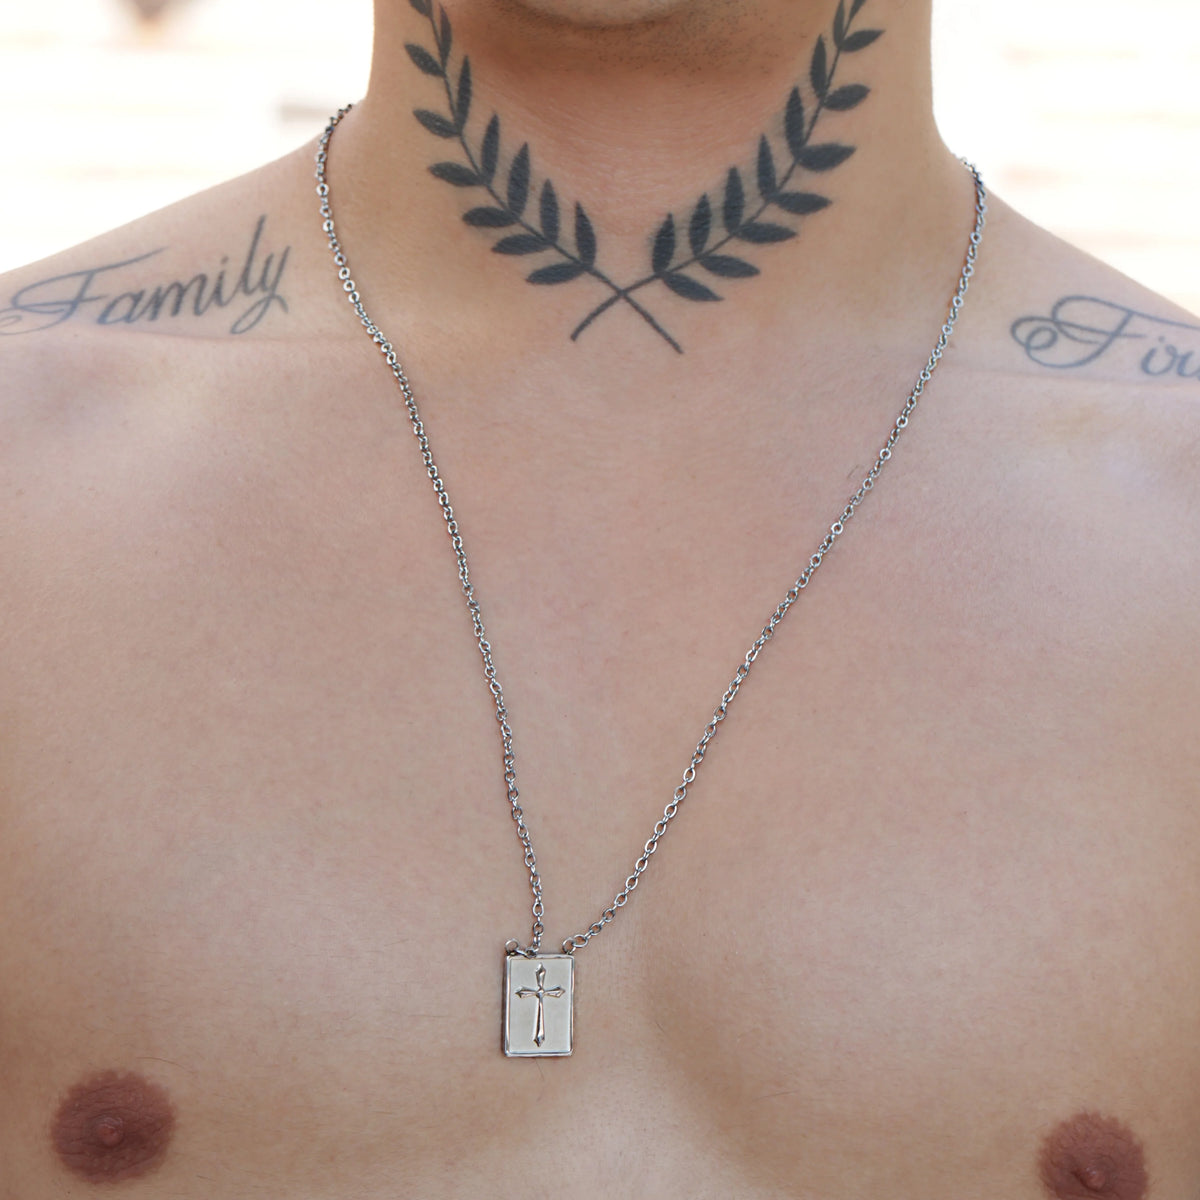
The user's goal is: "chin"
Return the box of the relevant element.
[496,0,696,26]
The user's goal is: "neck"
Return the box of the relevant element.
[324,0,970,364]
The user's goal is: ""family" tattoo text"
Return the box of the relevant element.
[0,215,290,337]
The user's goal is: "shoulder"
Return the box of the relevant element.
[0,141,365,586]
[0,140,334,407]
[934,194,1199,652]
[961,193,1199,505]
[0,139,351,467]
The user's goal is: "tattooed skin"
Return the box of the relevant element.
[1012,295,1200,381]
[403,0,883,352]
[0,216,289,337]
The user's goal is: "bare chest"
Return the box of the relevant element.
[1,394,1198,1200]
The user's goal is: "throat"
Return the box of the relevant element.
[331,0,956,361]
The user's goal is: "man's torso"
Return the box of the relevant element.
[0,147,1198,1198]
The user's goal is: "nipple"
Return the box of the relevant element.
[1038,1112,1148,1200]
[93,1116,125,1147]
[51,1071,175,1183]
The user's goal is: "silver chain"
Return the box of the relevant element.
[315,104,987,957]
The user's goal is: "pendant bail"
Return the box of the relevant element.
[505,938,541,958]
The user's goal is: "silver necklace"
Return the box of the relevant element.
[315,105,987,1057]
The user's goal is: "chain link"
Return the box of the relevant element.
[315,104,987,958]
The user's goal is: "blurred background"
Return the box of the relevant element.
[2,0,1198,313]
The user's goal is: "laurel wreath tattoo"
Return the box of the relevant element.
[405,0,882,353]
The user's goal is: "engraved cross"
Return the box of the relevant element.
[516,964,566,1048]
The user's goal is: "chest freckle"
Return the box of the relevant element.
[1038,1112,1148,1200]
[51,1070,176,1183]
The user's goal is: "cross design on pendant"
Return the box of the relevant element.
[503,953,574,1057]
[515,964,566,1048]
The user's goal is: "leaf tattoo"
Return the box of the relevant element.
[493,234,547,255]
[506,143,530,215]
[402,0,683,350]
[405,43,443,77]
[429,161,479,187]
[569,0,881,342]
[825,84,870,111]
[785,89,807,160]
[480,114,500,181]
[843,28,882,51]
[456,59,472,124]
[415,109,457,138]
[722,168,746,234]
[700,255,759,279]
[528,262,587,285]
[436,7,452,64]
[652,214,676,276]
[688,194,712,257]
[539,181,560,242]
[463,207,514,228]
[574,204,597,268]
[662,274,720,302]
[811,35,829,99]
[404,0,883,352]
[757,136,778,199]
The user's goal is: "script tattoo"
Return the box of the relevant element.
[0,215,290,337]
[1011,295,1200,381]
[404,0,882,352]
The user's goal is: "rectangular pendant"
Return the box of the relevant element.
[503,953,574,1057]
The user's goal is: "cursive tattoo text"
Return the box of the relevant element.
[1011,295,1200,380]
[0,215,290,337]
